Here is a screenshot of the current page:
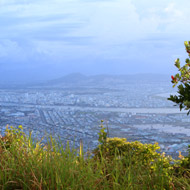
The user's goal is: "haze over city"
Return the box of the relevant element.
[0,0,190,82]
[1,0,190,157]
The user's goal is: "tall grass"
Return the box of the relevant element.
[0,125,189,190]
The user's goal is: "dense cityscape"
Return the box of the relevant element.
[0,75,189,157]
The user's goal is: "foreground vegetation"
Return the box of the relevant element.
[0,123,190,190]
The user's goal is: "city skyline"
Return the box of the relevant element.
[0,78,188,155]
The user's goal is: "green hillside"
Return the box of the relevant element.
[0,124,189,190]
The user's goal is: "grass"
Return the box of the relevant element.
[0,125,190,190]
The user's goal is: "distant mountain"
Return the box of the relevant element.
[0,73,171,89]
[47,73,88,85]
[41,73,171,88]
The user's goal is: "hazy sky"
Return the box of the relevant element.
[0,0,190,82]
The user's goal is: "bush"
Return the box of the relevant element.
[168,41,190,115]
[93,121,175,189]
[0,124,190,189]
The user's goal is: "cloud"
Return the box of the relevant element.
[0,0,190,81]
[0,40,24,59]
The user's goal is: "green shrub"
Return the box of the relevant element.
[168,41,190,115]
[0,124,189,189]
[93,121,175,189]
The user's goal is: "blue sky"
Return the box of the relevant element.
[0,0,190,82]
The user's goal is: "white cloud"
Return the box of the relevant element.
[0,40,22,58]
[0,0,190,75]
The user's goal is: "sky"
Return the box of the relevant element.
[0,0,190,82]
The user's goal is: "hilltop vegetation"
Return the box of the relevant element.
[0,124,190,190]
